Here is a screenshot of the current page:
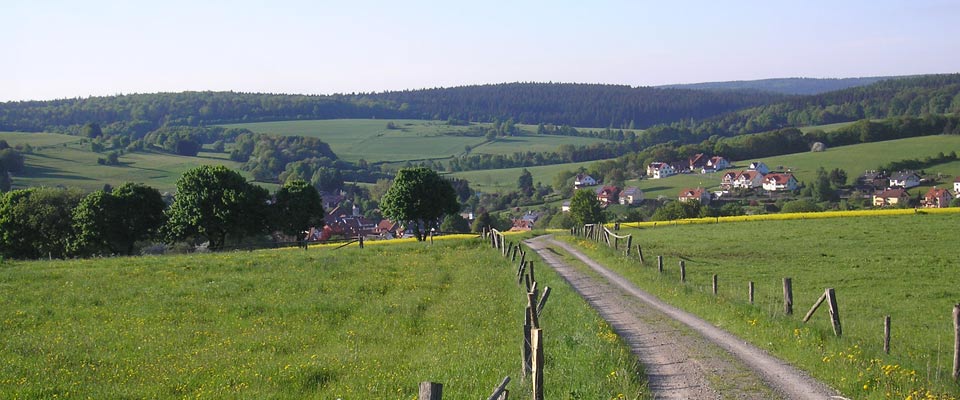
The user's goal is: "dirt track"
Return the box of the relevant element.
[525,235,843,400]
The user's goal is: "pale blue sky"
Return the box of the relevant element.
[3,0,958,101]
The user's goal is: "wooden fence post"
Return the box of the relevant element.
[536,287,552,317]
[522,310,532,378]
[884,315,891,354]
[748,281,754,304]
[952,304,959,381]
[486,376,511,400]
[527,261,535,286]
[802,291,827,323]
[657,256,663,273]
[712,274,718,295]
[358,235,364,249]
[511,245,518,262]
[679,260,686,283]
[826,288,841,337]
[625,235,632,256]
[783,278,793,315]
[531,328,544,400]
[637,244,644,264]
[419,381,442,400]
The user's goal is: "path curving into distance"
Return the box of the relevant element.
[525,235,844,400]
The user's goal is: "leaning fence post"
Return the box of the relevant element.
[783,278,793,315]
[486,376,511,400]
[953,304,959,380]
[419,381,442,400]
[826,288,841,337]
[884,315,891,354]
[637,244,644,263]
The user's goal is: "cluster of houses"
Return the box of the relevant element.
[865,170,959,208]
[718,162,799,192]
[564,173,645,212]
[646,153,732,179]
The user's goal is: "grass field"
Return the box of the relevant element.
[1,132,248,193]
[798,121,858,133]
[561,212,960,398]
[0,238,647,399]
[220,119,610,163]
[624,135,960,200]
[448,159,611,192]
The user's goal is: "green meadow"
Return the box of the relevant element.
[449,159,609,192]
[1,132,247,193]
[0,238,646,399]
[561,212,960,398]
[220,119,611,163]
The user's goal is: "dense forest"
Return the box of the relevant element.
[661,76,896,95]
[0,83,787,134]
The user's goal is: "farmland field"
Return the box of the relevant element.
[1,132,248,193]
[220,119,611,163]
[0,238,646,399]
[562,212,960,398]
[449,159,613,192]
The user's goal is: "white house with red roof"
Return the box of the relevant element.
[702,156,731,173]
[596,186,620,206]
[954,176,960,197]
[923,187,952,208]
[619,187,644,205]
[762,173,798,192]
[574,173,597,188]
[873,188,910,207]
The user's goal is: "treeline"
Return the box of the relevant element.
[0,83,786,133]
[0,166,327,260]
[0,140,25,192]
[660,76,895,95]
[682,74,960,137]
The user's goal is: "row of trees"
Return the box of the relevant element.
[0,166,326,259]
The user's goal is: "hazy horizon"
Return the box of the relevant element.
[4,0,959,102]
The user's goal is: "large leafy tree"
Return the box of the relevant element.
[273,179,325,240]
[518,168,534,196]
[380,167,458,241]
[569,189,606,226]
[71,183,167,256]
[164,165,270,250]
[0,187,85,259]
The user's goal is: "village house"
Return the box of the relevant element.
[561,200,571,212]
[954,177,960,197]
[922,187,952,208]
[727,170,764,189]
[688,153,710,172]
[574,173,597,188]
[596,186,620,206]
[702,156,731,173]
[678,187,710,205]
[748,161,770,175]
[762,173,799,192]
[873,188,910,207]
[857,170,888,191]
[889,171,921,189]
[619,187,644,205]
[647,162,676,179]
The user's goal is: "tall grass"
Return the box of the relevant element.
[0,238,646,399]
[562,213,960,399]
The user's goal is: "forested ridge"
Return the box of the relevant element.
[660,76,897,95]
[0,83,786,134]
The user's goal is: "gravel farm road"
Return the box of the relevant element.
[525,235,846,400]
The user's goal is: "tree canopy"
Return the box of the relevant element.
[569,189,606,226]
[273,179,325,239]
[380,167,459,241]
[0,187,85,259]
[163,165,270,250]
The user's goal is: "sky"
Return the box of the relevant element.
[3,0,959,102]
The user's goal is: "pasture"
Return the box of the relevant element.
[449,159,611,192]
[1,131,247,193]
[563,212,960,398]
[220,119,611,163]
[0,238,646,399]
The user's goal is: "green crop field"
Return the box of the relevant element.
[562,212,960,398]
[448,159,612,192]
[0,238,646,399]
[220,119,610,163]
[1,132,248,193]
[624,135,960,200]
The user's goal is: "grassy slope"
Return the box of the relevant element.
[220,119,610,163]
[1,132,257,193]
[562,213,960,398]
[448,160,610,192]
[0,238,646,399]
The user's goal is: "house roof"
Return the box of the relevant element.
[621,187,642,196]
[689,153,708,167]
[925,187,951,198]
[597,186,619,197]
[648,162,669,169]
[738,170,762,180]
[954,176,960,183]
[722,171,738,180]
[765,173,795,184]
[891,171,920,180]
[708,156,727,165]
[575,173,594,181]
[679,187,706,198]
[876,188,908,198]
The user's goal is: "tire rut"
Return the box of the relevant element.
[525,235,842,400]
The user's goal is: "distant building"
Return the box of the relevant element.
[873,188,910,207]
[702,156,731,173]
[678,187,710,205]
[747,162,770,175]
[889,171,921,189]
[574,173,597,188]
[619,187,644,205]
[596,186,620,206]
[955,177,960,197]
[647,162,676,179]
[923,187,952,208]
[722,170,764,189]
[561,200,571,212]
[688,153,709,171]
[762,173,799,192]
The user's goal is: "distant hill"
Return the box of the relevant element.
[661,76,899,95]
[0,83,786,134]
